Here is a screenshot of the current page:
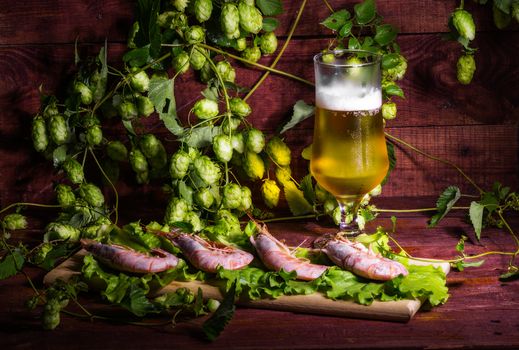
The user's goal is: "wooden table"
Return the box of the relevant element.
[1,202,518,350]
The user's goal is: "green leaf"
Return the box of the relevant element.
[348,37,361,50]
[321,9,351,31]
[301,144,312,160]
[38,244,75,271]
[381,140,395,185]
[262,18,279,32]
[0,249,25,280]
[499,268,519,281]
[148,77,184,136]
[122,120,136,136]
[354,0,376,25]
[374,24,397,46]
[469,201,484,240]
[383,83,405,98]
[339,21,353,37]
[300,174,316,205]
[279,100,314,134]
[52,145,68,167]
[455,236,467,253]
[479,192,499,213]
[494,0,513,14]
[135,0,162,58]
[455,259,485,272]
[256,0,283,16]
[284,181,313,216]
[123,46,151,67]
[382,53,401,70]
[181,125,221,148]
[178,180,193,205]
[429,186,461,227]
[202,282,236,341]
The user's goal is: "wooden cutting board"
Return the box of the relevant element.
[44,250,450,323]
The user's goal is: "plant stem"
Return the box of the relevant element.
[198,43,313,87]
[244,0,309,101]
[373,206,469,213]
[497,210,519,249]
[261,213,325,223]
[88,148,119,226]
[0,203,62,216]
[321,0,335,13]
[385,132,484,194]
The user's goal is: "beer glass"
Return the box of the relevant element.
[311,49,388,235]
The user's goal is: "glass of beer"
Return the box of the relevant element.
[311,49,388,235]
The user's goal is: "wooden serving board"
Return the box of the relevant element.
[44,250,450,323]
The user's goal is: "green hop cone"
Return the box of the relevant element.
[170,150,191,179]
[193,155,221,185]
[42,299,61,330]
[221,117,241,134]
[241,46,261,64]
[229,98,251,118]
[266,137,291,166]
[185,211,204,232]
[199,60,214,83]
[135,170,149,184]
[513,3,519,23]
[457,54,476,85]
[222,183,242,209]
[136,95,155,117]
[48,115,69,145]
[62,158,84,184]
[235,37,247,51]
[106,141,128,162]
[158,11,188,29]
[322,53,335,64]
[32,116,48,152]
[215,61,236,83]
[195,187,215,209]
[44,222,81,242]
[231,133,245,154]
[117,101,138,121]
[207,299,220,313]
[323,198,337,215]
[190,47,207,71]
[173,51,190,74]
[383,54,407,81]
[275,166,292,186]
[32,242,53,265]
[139,134,162,159]
[74,81,93,105]
[214,210,241,235]
[79,183,105,208]
[194,0,212,23]
[193,98,219,119]
[172,0,189,12]
[184,25,205,44]
[221,3,240,39]
[129,148,149,173]
[381,102,397,120]
[90,70,107,102]
[369,184,382,197]
[164,197,190,224]
[2,213,28,231]
[129,69,150,93]
[260,32,278,55]
[239,186,252,211]
[43,100,59,118]
[212,134,233,163]
[261,179,280,208]
[86,125,103,146]
[55,184,76,207]
[238,2,263,34]
[452,9,476,41]
[245,128,265,153]
[243,151,265,180]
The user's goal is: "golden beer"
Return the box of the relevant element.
[310,106,388,200]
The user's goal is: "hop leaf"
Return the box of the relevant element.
[284,181,313,216]
[429,186,461,227]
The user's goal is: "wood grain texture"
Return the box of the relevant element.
[1,216,518,350]
[0,0,510,45]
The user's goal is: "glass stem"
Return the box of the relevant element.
[337,197,362,235]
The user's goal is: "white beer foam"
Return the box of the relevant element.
[316,83,382,111]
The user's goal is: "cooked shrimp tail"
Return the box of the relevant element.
[317,235,408,281]
[249,222,328,281]
[152,229,254,273]
[80,239,180,274]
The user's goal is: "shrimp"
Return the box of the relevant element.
[80,239,180,274]
[250,222,328,281]
[157,229,254,273]
[317,235,408,281]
